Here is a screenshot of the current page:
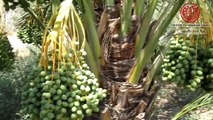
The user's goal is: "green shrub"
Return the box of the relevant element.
[0,50,38,120]
[0,35,15,71]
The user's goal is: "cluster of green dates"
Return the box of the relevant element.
[203,43,213,90]
[162,38,213,91]
[17,23,43,46]
[21,50,107,120]
[0,35,15,71]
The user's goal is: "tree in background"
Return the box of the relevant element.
[0,2,15,71]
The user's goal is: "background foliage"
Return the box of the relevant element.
[0,50,39,120]
[0,35,15,71]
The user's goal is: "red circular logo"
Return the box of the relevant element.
[180,2,200,23]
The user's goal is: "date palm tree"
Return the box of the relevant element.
[3,0,186,119]
[77,0,185,119]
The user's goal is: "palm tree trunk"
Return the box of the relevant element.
[98,4,157,119]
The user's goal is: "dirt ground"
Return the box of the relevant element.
[151,83,213,120]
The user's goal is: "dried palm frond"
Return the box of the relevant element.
[39,0,86,72]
